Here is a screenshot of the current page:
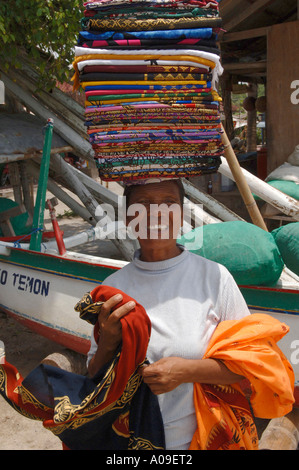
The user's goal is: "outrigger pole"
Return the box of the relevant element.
[29,119,54,252]
[221,124,268,232]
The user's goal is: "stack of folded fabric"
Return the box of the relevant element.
[72,0,224,183]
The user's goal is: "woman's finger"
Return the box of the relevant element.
[140,368,158,379]
[99,293,123,319]
[110,300,136,321]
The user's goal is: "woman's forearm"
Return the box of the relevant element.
[181,358,243,385]
[140,357,244,395]
[88,343,117,377]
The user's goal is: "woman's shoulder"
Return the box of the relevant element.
[186,249,231,277]
[102,260,135,286]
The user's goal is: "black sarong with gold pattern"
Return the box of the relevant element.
[0,285,165,450]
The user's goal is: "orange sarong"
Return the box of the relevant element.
[190,313,295,450]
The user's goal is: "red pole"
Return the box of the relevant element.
[46,199,66,255]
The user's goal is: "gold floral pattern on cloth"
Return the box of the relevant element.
[86,16,222,32]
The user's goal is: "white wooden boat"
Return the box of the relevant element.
[0,243,126,355]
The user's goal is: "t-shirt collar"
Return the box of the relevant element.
[133,244,187,272]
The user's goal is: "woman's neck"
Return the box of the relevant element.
[139,243,182,262]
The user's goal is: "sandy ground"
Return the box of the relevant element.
[0,311,65,450]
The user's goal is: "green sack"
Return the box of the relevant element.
[272,223,299,276]
[178,221,284,286]
[253,180,299,200]
[0,198,30,236]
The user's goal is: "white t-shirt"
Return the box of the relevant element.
[87,247,250,450]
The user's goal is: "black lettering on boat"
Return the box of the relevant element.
[0,269,8,285]
[11,272,50,297]
[41,280,50,297]
[33,278,41,294]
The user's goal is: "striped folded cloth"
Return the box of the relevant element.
[73,0,224,182]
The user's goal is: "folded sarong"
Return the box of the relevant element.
[80,64,212,75]
[72,49,223,90]
[80,72,212,81]
[82,81,212,89]
[74,46,222,66]
[83,16,222,32]
[190,314,295,450]
[78,27,216,41]
[74,58,212,78]
[82,5,219,20]
[78,39,218,49]
[83,0,220,8]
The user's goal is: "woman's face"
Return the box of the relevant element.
[125,181,184,247]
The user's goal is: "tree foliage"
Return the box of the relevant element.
[0,0,83,89]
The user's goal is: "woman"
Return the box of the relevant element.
[87,178,251,450]
[0,178,293,450]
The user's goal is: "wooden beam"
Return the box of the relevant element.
[220,126,268,231]
[41,350,87,375]
[19,161,34,224]
[220,26,270,43]
[8,162,22,205]
[65,164,120,207]
[0,80,4,104]
[182,179,244,222]
[0,205,26,223]
[218,157,299,221]
[0,71,94,162]
[259,409,299,450]
[220,72,235,141]
[0,147,73,165]
[16,55,84,120]
[223,0,275,32]
[7,67,86,139]
[246,83,258,153]
[0,153,35,164]
[49,153,135,261]
[267,21,299,173]
[222,61,267,73]
[26,161,96,225]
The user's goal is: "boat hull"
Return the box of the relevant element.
[240,285,299,380]
[0,246,123,354]
[0,305,90,354]
[240,284,299,317]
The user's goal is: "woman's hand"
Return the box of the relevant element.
[139,357,187,395]
[139,357,244,395]
[88,294,136,376]
[97,293,136,353]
